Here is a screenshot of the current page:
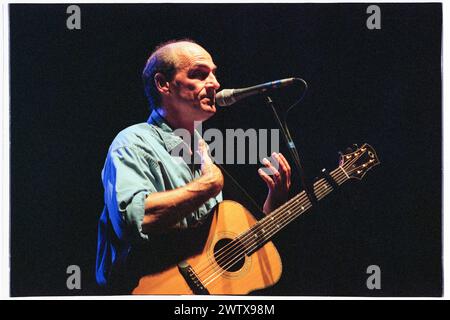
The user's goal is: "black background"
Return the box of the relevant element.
[10,3,442,296]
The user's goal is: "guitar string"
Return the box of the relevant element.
[195,157,363,284]
[219,155,372,276]
[201,177,342,288]
[190,179,315,278]
[199,171,348,288]
[192,153,364,285]
[195,194,311,282]
[201,161,371,288]
[198,161,367,287]
[193,166,348,279]
[193,167,348,283]
[193,189,310,279]
[201,166,365,289]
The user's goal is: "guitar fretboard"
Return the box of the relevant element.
[242,166,350,255]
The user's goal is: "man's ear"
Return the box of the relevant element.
[154,73,170,95]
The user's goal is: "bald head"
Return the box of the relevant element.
[165,41,213,70]
[143,39,211,111]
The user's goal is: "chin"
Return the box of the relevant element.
[207,105,217,113]
[200,102,216,114]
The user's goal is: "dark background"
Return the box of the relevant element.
[10,3,442,296]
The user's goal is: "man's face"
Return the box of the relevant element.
[166,43,221,122]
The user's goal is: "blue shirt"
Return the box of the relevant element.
[96,110,222,288]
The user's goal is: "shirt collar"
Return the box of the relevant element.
[147,110,184,152]
[147,110,202,152]
[147,110,203,155]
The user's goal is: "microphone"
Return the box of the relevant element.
[215,77,301,107]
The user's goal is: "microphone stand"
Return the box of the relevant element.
[265,96,317,206]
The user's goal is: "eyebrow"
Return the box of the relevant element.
[191,63,217,72]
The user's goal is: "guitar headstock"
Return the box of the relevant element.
[339,143,380,180]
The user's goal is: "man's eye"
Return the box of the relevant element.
[190,70,208,79]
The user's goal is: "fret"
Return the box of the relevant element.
[240,144,380,257]
[243,166,350,254]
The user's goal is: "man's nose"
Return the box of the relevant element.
[206,73,220,90]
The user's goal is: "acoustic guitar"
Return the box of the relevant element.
[132,143,380,295]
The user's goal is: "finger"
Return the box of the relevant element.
[277,153,291,174]
[197,139,212,164]
[196,139,205,157]
[262,157,281,184]
[197,139,204,151]
[258,168,275,190]
[276,153,291,186]
[272,153,287,184]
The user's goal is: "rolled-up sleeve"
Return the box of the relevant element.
[103,145,159,243]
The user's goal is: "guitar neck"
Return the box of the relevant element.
[244,165,350,255]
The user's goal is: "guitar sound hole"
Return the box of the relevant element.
[213,238,245,272]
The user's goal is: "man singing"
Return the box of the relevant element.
[96,39,291,294]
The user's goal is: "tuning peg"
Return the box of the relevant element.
[353,143,359,149]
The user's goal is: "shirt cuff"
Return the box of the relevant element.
[121,190,150,242]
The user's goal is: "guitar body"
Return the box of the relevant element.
[132,200,282,295]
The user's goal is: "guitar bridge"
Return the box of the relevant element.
[177,261,210,295]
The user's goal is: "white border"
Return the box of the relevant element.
[1,1,10,300]
[442,0,448,301]
[1,0,447,300]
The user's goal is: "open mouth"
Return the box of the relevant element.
[203,97,215,106]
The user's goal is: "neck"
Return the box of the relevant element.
[157,107,198,134]
[242,166,350,255]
